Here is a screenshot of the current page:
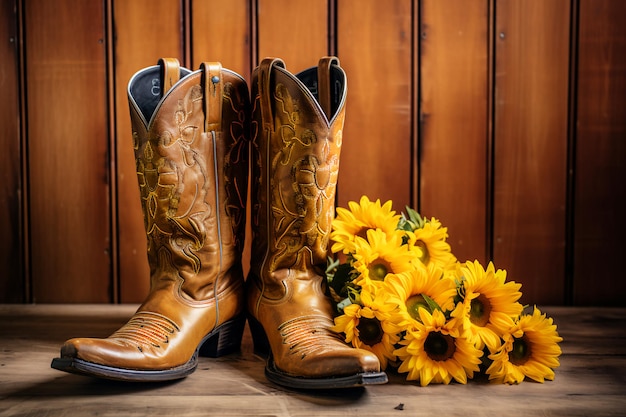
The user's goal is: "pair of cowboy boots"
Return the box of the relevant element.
[50,57,387,389]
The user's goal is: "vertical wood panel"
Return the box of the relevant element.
[336,0,413,209]
[114,0,185,303]
[26,0,110,302]
[256,0,328,71]
[419,0,489,264]
[2,0,625,306]
[493,0,570,304]
[0,0,24,302]
[574,0,626,306]
[191,0,251,78]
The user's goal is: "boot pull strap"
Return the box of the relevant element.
[318,56,340,120]
[158,58,180,96]
[200,62,223,132]
[258,57,285,133]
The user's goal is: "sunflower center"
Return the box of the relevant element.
[424,331,456,361]
[414,240,430,264]
[406,294,429,320]
[469,294,492,327]
[357,317,384,346]
[509,335,532,365]
[368,258,391,281]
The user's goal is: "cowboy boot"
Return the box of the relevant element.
[51,58,250,381]
[246,57,388,389]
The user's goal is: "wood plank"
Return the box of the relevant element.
[492,0,570,305]
[336,0,413,210]
[113,0,185,303]
[25,0,110,302]
[2,0,626,308]
[0,0,24,302]
[573,0,626,306]
[191,0,251,78]
[419,0,490,264]
[0,305,624,416]
[256,0,328,71]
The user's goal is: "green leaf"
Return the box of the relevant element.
[405,206,425,229]
[337,297,352,313]
[422,293,443,313]
[397,216,414,232]
[397,206,426,233]
[328,263,356,298]
[347,286,361,305]
[326,257,340,280]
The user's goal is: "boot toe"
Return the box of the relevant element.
[354,348,382,373]
[57,337,143,368]
[265,346,387,389]
[59,339,80,358]
[58,337,114,365]
[321,347,382,377]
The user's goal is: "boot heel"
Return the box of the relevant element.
[199,314,246,357]
[246,314,270,358]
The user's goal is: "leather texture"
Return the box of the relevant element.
[246,57,385,387]
[52,58,250,380]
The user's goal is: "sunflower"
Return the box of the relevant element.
[394,308,483,386]
[332,289,403,370]
[451,260,523,351]
[486,307,563,384]
[384,262,458,324]
[350,228,418,291]
[405,217,457,270]
[330,196,401,255]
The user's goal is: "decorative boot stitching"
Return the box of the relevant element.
[110,312,180,352]
[267,87,340,271]
[278,315,345,359]
[136,86,211,276]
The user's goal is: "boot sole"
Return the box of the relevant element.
[50,313,246,382]
[265,354,389,390]
[50,355,197,382]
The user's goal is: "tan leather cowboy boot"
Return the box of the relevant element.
[51,58,250,381]
[246,57,388,389]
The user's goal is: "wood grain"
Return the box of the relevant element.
[0,304,624,416]
[1,0,625,306]
[256,0,329,71]
[191,0,251,79]
[573,0,626,305]
[336,0,413,210]
[25,0,111,302]
[492,0,570,305]
[0,0,24,302]
[419,0,490,265]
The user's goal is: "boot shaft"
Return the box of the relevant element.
[249,57,347,283]
[128,59,250,302]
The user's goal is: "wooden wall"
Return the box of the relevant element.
[1,0,624,306]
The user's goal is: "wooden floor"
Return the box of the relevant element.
[0,305,624,416]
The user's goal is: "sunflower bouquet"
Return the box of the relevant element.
[327,196,563,386]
